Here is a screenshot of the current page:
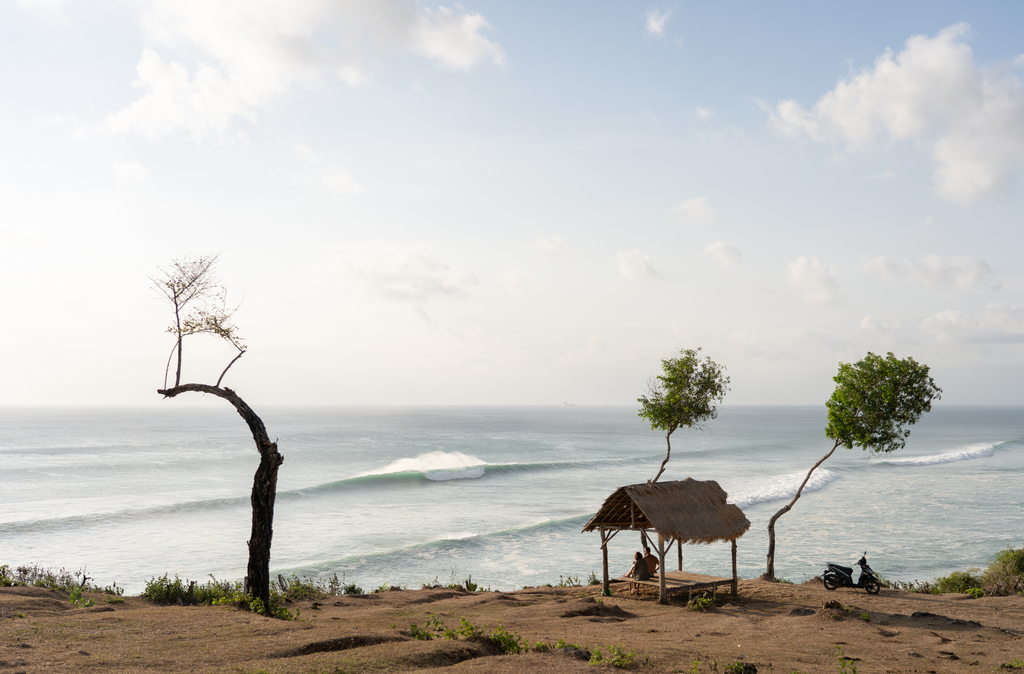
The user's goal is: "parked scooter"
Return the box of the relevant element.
[822,553,881,594]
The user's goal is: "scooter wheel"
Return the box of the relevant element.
[865,580,880,595]
[822,573,839,591]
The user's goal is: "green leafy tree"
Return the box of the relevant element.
[638,348,730,483]
[152,254,284,615]
[763,351,941,579]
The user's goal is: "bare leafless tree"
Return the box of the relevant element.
[152,254,283,615]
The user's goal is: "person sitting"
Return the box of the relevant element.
[643,546,660,575]
[624,551,650,594]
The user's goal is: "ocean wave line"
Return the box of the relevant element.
[872,443,995,466]
[723,469,839,508]
[283,452,654,496]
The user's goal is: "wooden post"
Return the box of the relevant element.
[600,526,610,596]
[657,534,668,605]
[731,539,738,596]
[677,538,683,571]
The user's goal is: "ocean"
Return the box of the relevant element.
[1,405,1021,594]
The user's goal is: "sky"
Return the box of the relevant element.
[2,0,1024,407]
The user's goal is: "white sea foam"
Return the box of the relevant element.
[359,451,486,481]
[723,469,839,508]
[874,443,995,466]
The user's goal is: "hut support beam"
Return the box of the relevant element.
[656,534,668,605]
[600,526,609,596]
[677,538,683,571]
[598,528,619,596]
[731,539,738,596]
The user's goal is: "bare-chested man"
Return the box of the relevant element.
[642,546,659,575]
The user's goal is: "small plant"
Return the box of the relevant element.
[457,616,482,638]
[689,659,703,674]
[69,586,95,608]
[725,662,749,674]
[688,593,715,611]
[409,623,433,640]
[965,586,985,598]
[488,620,527,654]
[342,582,363,595]
[836,646,857,674]
[558,575,582,587]
[1001,658,1024,670]
[591,644,649,669]
[106,596,126,604]
[860,611,870,622]
[588,570,601,585]
[373,582,390,593]
[533,641,550,652]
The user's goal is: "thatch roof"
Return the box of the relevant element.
[581,478,750,544]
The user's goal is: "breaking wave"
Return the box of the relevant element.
[723,469,839,508]
[874,443,995,466]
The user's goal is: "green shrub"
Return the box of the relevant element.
[142,573,295,619]
[488,621,527,654]
[342,582,363,595]
[409,623,433,640]
[68,587,95,607]
[590,644,649,669]
[984,547,1024,593]
[935,570,983,594]
[587,570,600,585]
[688,592,716,611]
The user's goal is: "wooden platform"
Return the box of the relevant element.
[613,570,735,599]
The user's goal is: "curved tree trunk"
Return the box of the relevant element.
[158,383,284,614]
[651,430,674,483]
[763,439,841,580]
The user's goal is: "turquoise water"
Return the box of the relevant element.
[1,405,1021,593]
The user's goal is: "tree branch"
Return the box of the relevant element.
[216,352,245,388]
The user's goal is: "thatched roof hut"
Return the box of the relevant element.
[582,478,750,602]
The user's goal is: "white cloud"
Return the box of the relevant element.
[289,143,363,195]
[920,302,1024,343]
[531,235,570,257]
[109,1,504,140]
[495,267,540,296]
[767,24,1024,202]
[412,6,506,70]
[786,256,843,305]
[617,250,662,281]
[111,160,151,187]
[107,49,251,141]
[694,106,714,122]
[702,241,741,269]
[673,197,717,225]
[859,315,901,333]
[644,9,671,37]
[323,241,477,303]
[863,254,998,290]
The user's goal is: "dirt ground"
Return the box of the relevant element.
[2,578,1022,673]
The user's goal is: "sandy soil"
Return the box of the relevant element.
[2,579,1022,673]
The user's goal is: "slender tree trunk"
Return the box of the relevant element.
[651,429,675,483]
[763,439,841,580]
[158,383,284,614]
[173,307,183,388]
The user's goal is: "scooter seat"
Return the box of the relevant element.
[827,564,853,574]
